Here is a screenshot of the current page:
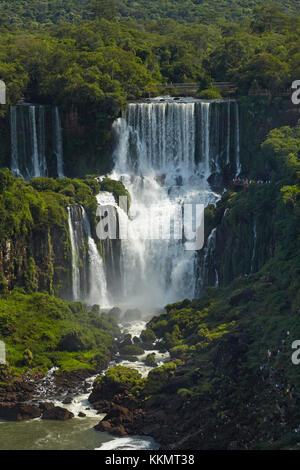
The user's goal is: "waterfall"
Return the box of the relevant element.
[10,105,48,180]
[53,106,64,178]
[10,104,65,179]
[235,101,241,176]
[82,207,109,306]
[197,227,218,293]
[68,206,82,301]
[68,204,108,306]
[10,107,21,177]
[226,101,231,165]
[104,98,240,310]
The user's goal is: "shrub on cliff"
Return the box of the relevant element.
[197,88,222,100]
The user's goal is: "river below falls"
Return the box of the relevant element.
[0,320,163,450]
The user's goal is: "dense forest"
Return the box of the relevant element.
[1,0,299,25]
[0,0,300,452]
[0,1,298,112]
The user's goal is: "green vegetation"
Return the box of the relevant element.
[100,178,130,207]
[119,344,144,356]
[0,169,124,297]
[0,4,297,110]
[118,119,300,448]
[95,365,143,387]
[0,290,119,375]
[93,365,146,397]
[0,1,299,26]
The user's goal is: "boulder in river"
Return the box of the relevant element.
[42,406,74,421]
[119,345,144,356]
[144,353,158,367]
[62,396,73,404]
[94,420,127,436]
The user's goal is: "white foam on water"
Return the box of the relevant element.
[96,436,160,450]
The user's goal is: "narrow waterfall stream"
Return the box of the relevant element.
[10,105,48,179]
[10,104,65,180]
[53,106,64,178]
[67,204,109,306]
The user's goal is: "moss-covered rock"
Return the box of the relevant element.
[119,345,144,356]
[89,366,145,403]
[144,353,158,367]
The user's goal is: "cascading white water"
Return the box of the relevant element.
[10,107,22,177]
[68,206,81,301]
[235,101,241,177]
[10,105,65,179]
[29,106,41,177]
[197,227,218,293]
[68,204,109,306]
[102,98,240,310]
[226,101,231,165]
[10,105,48,179]
[82,207,109,306]
[53,106,64,178]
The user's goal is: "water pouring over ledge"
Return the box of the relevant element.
[97,98,241,312]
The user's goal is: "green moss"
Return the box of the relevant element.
[120,344,144,356]
[140,329,156,344]
[95,365,144,389]
[24,257,38,292]
[100,178,131,208]
[144,361,181,395]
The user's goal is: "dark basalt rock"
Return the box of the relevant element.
[119,334,132,349]
[42,406,74,421]
[39,402,55,413]
[0,402,41,421]
[62,396,73,404]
